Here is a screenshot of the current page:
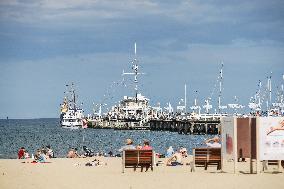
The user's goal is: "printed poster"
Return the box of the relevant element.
[221,117,235,161]
[258,117,284,160]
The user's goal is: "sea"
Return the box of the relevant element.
[0,118,211,159]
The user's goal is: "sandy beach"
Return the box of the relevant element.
[0,157,283,189]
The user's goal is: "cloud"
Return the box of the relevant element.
[0,0,284,118]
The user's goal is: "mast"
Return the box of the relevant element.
[218,63,224,114]
[280,74,284,104]
[72,82,76,111]
[122,42,145,99]
[258,80,261,108]
[267,73,272,111]
[184,84,187,113]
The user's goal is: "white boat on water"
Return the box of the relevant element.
[60,83,85,129]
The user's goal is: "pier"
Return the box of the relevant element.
[88,118,220,135]
[149,119,220,135]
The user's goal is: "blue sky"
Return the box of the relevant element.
[0,0,283,118]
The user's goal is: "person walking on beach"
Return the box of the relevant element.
[119,139,135,152]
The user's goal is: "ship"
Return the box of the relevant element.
[60,83,85,129]
[106,43,150,129]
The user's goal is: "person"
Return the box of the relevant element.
[108,151,113,157]
[140,140,153,172]
[46,145,54,158]
[166,146,174,158]
[18,147,25,159]
[179,147,188,157]
[205,136,221,148]
[136,144,142,150]
[67,148,80,158]
[166,148,187,166]
[118,139,136,152]
[24,150,30,159]
[83,146,94,157]
[38,149,49,163]
[34,149,41,161]
[141,140,152,150]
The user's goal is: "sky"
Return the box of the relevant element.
[0,0,283,118]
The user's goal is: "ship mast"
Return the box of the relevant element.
[218,63,226,113]
[72,82,76,111]
[266,73,272,112]
[184,84,187,113]
[122,42,145,100]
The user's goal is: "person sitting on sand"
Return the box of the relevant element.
[108,151,114,157]
[83,146,94,157]
[46,145,54,158]
[118,139,136,152]
[38,149,49,163]
[24,150,30,159]
[67,148,80,158]
[166,146,174,158]
[166,148,187,166]
[141,140,152,150]
[34,149,41,160]
[18,147,26,159]
[179,147,188,157]
[205,136,221,148]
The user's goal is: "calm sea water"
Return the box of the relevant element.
[0,119,210,159]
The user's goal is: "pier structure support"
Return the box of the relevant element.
[205,123,208,135]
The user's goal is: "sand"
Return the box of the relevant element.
[0,157,283,189]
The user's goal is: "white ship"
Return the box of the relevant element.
[60,83,85,129]
[107,43,150,129]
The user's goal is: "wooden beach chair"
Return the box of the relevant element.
[122,149,155,173]
[191,147,221,172]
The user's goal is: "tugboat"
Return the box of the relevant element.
[60,83,84,129]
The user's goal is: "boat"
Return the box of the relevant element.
[106,43,150,129]
[60,83,85,129]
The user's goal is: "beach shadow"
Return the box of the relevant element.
[264,171,283,174]
[209,171,227,174]
[239,171,252,174]
[239,171,283,174]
